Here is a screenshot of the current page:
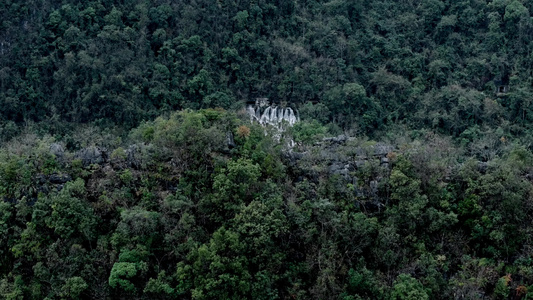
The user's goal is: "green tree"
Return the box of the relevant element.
[200,158,261,224]
[391,274,429,300]
[176,228,251,300]
[45,178,97,240]
[109,248,149,293]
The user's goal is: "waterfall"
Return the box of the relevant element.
[260,106,272,125]
[246,104,299,128]
[247,105,257,123]
[246,103,299,146]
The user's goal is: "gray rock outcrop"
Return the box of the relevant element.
[226,132,236,149]
[49,173,72,184]
[50,143,65,160]
[76,146,107,166]
[126,144,141,169]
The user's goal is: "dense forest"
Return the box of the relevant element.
[3,0,533,299]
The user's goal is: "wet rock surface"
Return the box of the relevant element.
[226,132,236,149]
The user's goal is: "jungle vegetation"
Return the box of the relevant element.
[2,0,533,299]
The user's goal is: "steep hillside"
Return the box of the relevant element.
[3,0,533,299]
[1,110,533,299]
[2,0,533,138]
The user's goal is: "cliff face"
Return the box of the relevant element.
[247,104,299,127]
[283,135,394,210]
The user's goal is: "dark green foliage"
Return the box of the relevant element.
[391,274,429,300]
[1,109,533,298]
[4,0,533,299]
[2,0,533,139]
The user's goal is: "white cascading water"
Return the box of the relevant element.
[247,103,299,145]
[247,104,299,128]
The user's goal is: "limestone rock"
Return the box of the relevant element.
[50,143,65,159]
[76,146,107,166]
[126,144,141,169]
[226,131,236,149]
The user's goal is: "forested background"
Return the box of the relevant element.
[2,0,533,136]
[3,0,533,299]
